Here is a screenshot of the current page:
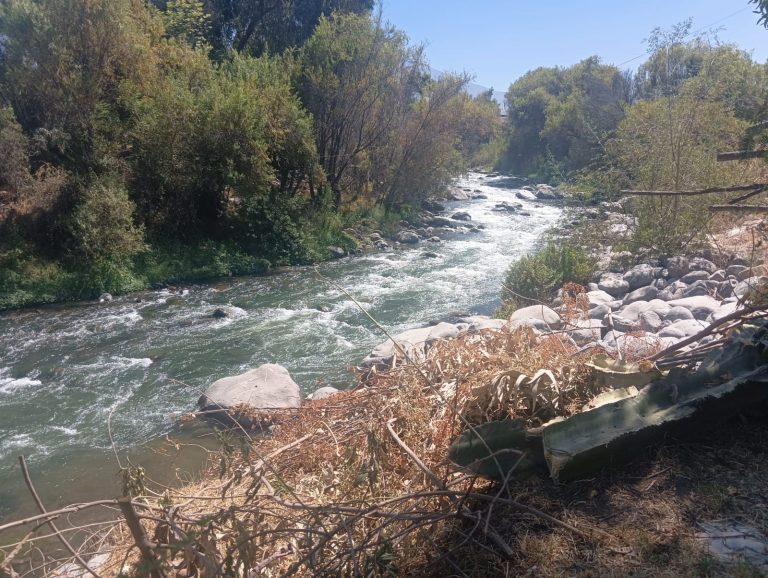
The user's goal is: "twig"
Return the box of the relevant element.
[17,456,102,578]
[117,498,164,578]
[386,418,446,490]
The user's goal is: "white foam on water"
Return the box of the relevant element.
[0,367,43,394]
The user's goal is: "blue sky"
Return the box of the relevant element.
[381,1,768,92]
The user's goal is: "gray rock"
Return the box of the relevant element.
[588,282,600,292]
[667,256,690,279]
[659,319,705,339]
[718,279,737,299]
[509,317,550,332]
[589,304,611,319]
[569,319,603,344]
[680,270,709,284]
[447,188,469,201]
[623,264,655,291]
[683,280,717,298]
[710,301,741,323]
[639,310,663,333]
[509,305,562,328]
[663,306,694,323]
[709,270,726,283]
[666,296,721,320]
[211,305,246,319]
[597,272,630,299]
[461,316,508,331]
[362,322,460,368]
[623,285,658,305]
[308,386,341,401]
[396,231,420,244]
[586,289,616,307]
[428,236,441,243]
[99,293,113,303]
[425,216,456,228]
[514,189,538,200]
[733,276,768,300]
[726,264,749,279]
[422,251,440,259]
[604,313,635,333]
[198,364,302,428]
[452,211,472,221]
[689,257,718,274]
[328,245,346,258]
[619,299,670,322]
[604,332,661,358]
[653,278,669,290]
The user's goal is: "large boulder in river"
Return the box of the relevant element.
[362,322,460,369]
[509,304,562,329]
[198,364,301,429]
[396,231,420,244]
[452,211,472,221]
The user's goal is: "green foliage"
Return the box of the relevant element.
[162,0,210,48]
[753,0,768,28]
[498,57,627,179]
[501,242,596,308]
[68,176,146,266]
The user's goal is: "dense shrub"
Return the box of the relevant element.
[501,242,596,309]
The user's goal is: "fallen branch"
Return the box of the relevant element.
[717,150,768,162]
[619,183,767,196]
[709,204,768,212]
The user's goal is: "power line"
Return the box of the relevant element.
[615,5,753,68]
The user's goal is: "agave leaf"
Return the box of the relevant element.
[448,419,543,481]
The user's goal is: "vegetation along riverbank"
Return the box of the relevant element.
[3,1,768,577]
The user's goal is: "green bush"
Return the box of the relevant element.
[501,242,596,310]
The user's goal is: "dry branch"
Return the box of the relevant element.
[618,183,767,196]
[710,204,768,212]
[717,150,768,161]
[17,456,102,578]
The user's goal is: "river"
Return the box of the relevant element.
[0,172,560,526]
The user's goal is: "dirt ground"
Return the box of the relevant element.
[420,413,768,577]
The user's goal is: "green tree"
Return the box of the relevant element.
[162,0,211,48]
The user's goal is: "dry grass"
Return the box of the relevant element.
[3,317,767,577]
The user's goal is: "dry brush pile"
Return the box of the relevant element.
[1,312,620,578]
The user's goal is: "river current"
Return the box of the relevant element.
[0,173,560,524]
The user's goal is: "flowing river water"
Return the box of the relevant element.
[0,173,561,527]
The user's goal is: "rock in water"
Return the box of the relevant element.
[99,293,113,303]
[451,211,472,221]
[198,364,302,429]
[396,231,420,244]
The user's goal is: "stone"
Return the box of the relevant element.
[588,303,611,319]
[689,257,718,274]
[680,270,709,284]
[653,278,668,290]
[569,319,603,344]
[99,293,113,303]
[733,276,768,300]
[509,305,562,329]
[726,264,749,279]
[448,188,469,201]
[426,216,456,228]
[308,386,341,401]
[623,285,658,305]
[422,251,439,259]
[461,316,508,331]
[667,256,690,279]
[396,231,420,244]
[639,310,663,333]
[619,299,670,322]
[328,245,346,258]
[718,279,737,299]
[737,265,768,282]
[211,306,246,319]
[623,264,655,291]
[586,290,616,307]
[198,364,302,429]
[604,314,634,333]
[427,236,441,243]
[667,296,721,320]
[709,270,726,283]
[597,272,630,298]
[659,319,706,339]
[363,322,461,368]
[514,189,538,200]
[663,306,694,323]
[683,280,717,298]
[452,211,472,221]
[421,199,446,213]
[710,301,741,323]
